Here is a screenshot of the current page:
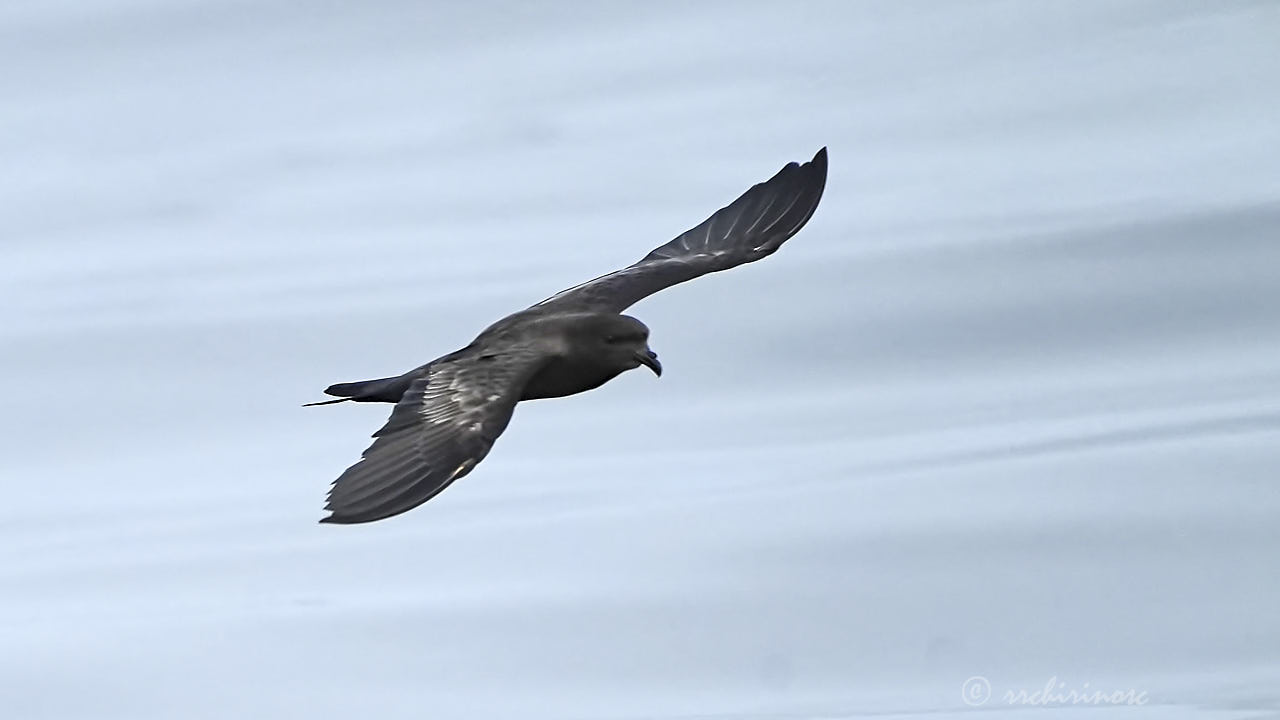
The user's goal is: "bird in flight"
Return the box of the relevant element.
[309,147,828,524]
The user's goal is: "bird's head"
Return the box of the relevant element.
[576,313,662,377]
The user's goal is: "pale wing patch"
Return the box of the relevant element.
[321,343,552,524]
[418,365,491,429]
[447,459,476,483]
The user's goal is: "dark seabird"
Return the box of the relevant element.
[310,148,828,524]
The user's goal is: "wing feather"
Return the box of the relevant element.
[535,147,827,313]
[320,346,550,524]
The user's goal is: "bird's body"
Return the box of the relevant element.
[312,148,828,524]
[519,345,631,400]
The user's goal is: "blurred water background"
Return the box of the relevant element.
[2,1,1279,718]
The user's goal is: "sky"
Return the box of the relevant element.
[2,1,1279,718]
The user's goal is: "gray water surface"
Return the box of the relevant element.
[3,2,1279,718]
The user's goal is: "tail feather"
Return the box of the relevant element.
[305,372,416,407]
[303,397,352,407]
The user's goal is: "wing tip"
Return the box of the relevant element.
[761,146,827,240]
[808,146,829,185]
[318,507,383,525]
[319,499,361,523]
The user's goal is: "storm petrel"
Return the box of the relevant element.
[310,148,828,524]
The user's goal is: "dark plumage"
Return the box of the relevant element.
[311,148,828,524]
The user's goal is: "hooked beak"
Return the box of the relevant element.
[635,348,662,377]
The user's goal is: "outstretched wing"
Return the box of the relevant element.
[535,147,827,314]
[320,345,550,524]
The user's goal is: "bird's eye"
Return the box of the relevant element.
[604,335,620,344]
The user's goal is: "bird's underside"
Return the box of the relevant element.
[314,147,828,524]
